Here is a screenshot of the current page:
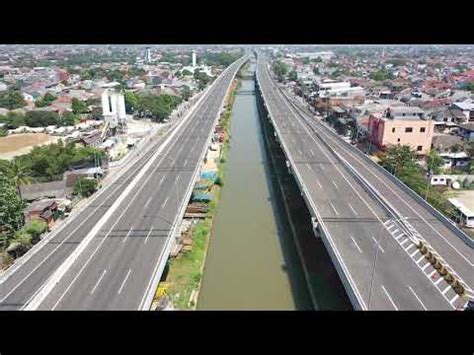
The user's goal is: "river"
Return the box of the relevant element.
[197,63,313,310]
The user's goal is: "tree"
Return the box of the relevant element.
[193,69,211,90]
[24,110,59,127]
[181,85,191,101]
[0,174,26,245]
[271,60,288,82]
[58,111,78,126]
[124,91,140,114]
[462,82,474,92]
[313,67,320,75]
[370,69,394,82]
[6,112,26,129]
[71,98,88,114]
[288,70,298,82]
[35,92,57,108]
[425,150,444,175]
[0,159,32,200]
[0,89,26,110]
[73,178,98,197]
[181,69,193,76]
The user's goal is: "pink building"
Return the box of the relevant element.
[368,106,434,155]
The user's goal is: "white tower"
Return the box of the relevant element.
[145,47,152,63]
[192,50,197,67]
[102,90,126,128]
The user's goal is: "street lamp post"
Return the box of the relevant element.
[367,217,408,309]
[367,220,387,309]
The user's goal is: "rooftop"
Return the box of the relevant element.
[449,190,474,217]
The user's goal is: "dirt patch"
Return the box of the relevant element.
[0,133,58,160]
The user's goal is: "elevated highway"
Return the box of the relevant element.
[256,54,473,310]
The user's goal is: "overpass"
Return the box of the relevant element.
[255,54,473,310]
[0,56,248,310]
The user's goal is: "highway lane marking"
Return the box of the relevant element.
[31,73,230,310]
[122,227,133,244]
[400,239,410,247]
[144,226,153,244]
[350,235,363,253]
[320,164,325,171]
[159,175,166,185]
[118,269,132,295]
[329,203,339,216]
[315,178,322,189]
[421,262,431,271]
[262,69,371,309]
[394,233,404,241]
[144,196,153,209]
[90,269,107,295]
[434,277,444,286]
[381,285,398,310]
[410,249,420,258]
[428,270,437,278]
[306,163,313,172]
[331,181,339,190]
[0,117,172,289]
[441,285,451,295]
[416,255,425,264]
[312,122,474,267]
[348,203,358,216]
[290,98,474,296]
[184,158,188,166]
[162,196,169,208]
[371,236,385,253]
[408,286,427,310]
[449,294,459,305]
[310,149,315,157]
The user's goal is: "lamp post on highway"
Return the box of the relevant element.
[367,216,408,309]
[150,153,181,229]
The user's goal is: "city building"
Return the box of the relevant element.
[314,79,364,98]
[368,106,434,154]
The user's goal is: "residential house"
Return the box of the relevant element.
[458,122,474,142]
[451,99,474,122]
[19,180,70,202]
[368,106,434,155]
[25,199,58,228]
[76,130,102,148]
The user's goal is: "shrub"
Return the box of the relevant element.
[24,219,48,243]
[73,178,98,197]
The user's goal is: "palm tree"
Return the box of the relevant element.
[0,159,32,200]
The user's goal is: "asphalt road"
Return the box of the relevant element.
[256,55,473,310]
[0,57,246,310]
